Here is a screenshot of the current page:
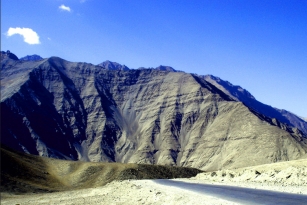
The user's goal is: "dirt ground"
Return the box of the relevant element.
[1,146,307,204]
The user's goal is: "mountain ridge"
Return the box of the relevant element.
[0,50,19,61]
[2,51,305,131]
[20,54,43,61]
[202,74,307,134]
[96,59,306,132]
[1,52,307,171]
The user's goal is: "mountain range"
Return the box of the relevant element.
[1,51,307,171]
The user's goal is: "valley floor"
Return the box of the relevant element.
[2,159,307,205]
[1,178,307,205]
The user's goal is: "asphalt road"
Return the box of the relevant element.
[155,179,307,205]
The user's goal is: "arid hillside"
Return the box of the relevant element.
[1,53,307,171]
[0,145,201,194]
[2,150,306,205]
[203,74,307,134]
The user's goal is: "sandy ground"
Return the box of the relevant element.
[2,159,306,205]
[1,180,241,205]
[2,178,306,205]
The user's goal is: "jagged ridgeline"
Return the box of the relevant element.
[1,51,307,171]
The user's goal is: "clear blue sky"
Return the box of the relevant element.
[1,0,307,117]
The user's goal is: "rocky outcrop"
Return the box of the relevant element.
[1,56,307,170]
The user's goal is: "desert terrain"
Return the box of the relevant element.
[1,53,307,204]
[1,160,306,204]
[2,55,307,171]
[1,146,306,204]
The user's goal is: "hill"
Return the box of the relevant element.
[203,75,307,134]
[0,145,201,194]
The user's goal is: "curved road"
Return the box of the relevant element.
[155,179,307,205]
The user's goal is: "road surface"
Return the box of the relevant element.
[155,179,307,205]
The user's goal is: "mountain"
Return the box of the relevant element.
[137,65,177,72]
[98,60,130,71]
[98,61,176,72]
[203,75,307,134]
[154,65,176,72]
[1,53,307,171]
[20,54,43,61]
[0,51,43,62]
[0,50,19,61]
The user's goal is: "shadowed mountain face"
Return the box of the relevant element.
[1,50,19,61]
[1,54,307,171]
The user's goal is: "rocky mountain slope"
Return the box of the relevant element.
[98,61,307,135]
[203,75,307,134]
[1,53,307,171]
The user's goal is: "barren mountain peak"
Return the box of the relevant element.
[98,60,130,71]
[155,65,176,72]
